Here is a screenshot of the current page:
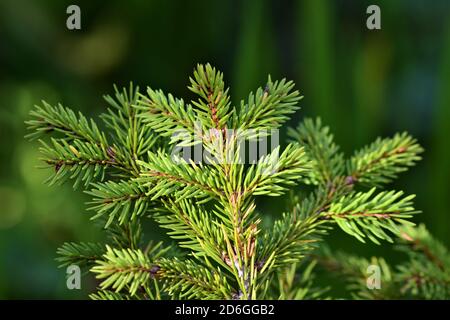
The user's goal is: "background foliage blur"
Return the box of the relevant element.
[0,0,449,299]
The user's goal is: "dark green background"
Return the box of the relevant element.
[0,0,449,298]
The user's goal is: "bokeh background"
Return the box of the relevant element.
[0,0,449,299]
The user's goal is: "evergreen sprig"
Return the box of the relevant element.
[56,242,105,269]
[26,64,448,300]
[91,245,163,295]
[347,132,423,187]
[288,118,344,186]
[321,188,417,244]
[315,225,450,299]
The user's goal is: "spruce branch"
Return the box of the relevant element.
[247,144,310,197]
[56,242,105,269]
[256,179,348,282]
[258,212,325,274]
[91,244,169,296]
[27,100,140,187]
[274,261,328,300]
[137,151,225,200]
[156,257,233,299]
[106,219,143,250]
[92,246,232,299]
[38,138,115,189]
[101,83,158,176]
[314,248,394,299]
[288,118,345,186]
[395,225,450,299]
[320,188,418,244]
[347,132,424,187]
[26,64,438,301]
[154,198,225,264]
[26,101,108,144]
[188,63,232,129]
[87,180,150,227]
[136,88,198,139]
[314,225,450,299]
[237,76,302,131]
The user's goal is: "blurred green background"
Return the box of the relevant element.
[0,0,449,299]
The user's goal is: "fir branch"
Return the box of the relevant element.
[106,219,143,250]
[156,257,233,299]
[396,261,450,299]
[87,180,150,227]
[237,77,302,131]
[314,226,450,299]
[136,88,198,139]
[26,101,108,144]
[347,132,424,186]
[321,188,418,244]
[56,242,105,269]
[27,101,138,186]
[92,246,232,299]
[91,244,169,296]
[101,83,158,176]
[288,117,345,186]
[188,64,232,129]
[154,199,226,267]
[247,144,310,197]
[27,64,436,301]
[395,225,450,299]
[258,211,326,275]
[137,151,225,200]
[257,178,350,279]
[274,261,328,300]
[398,224,449,271]
[38,138,118,189]
[295,176,352,217]
[314,249,395,299]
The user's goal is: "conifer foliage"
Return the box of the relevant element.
[26,64,449,299]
